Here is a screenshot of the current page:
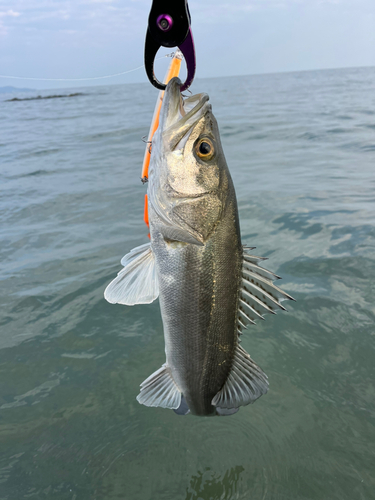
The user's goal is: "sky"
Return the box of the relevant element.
[0,0,374,89]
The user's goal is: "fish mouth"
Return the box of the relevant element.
[160,77,210,150]
[148,78,213,246]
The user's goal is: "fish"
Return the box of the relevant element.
[104,77,294,417]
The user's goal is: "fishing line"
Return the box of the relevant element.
[0,53,175,82]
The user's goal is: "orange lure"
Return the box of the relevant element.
[141,51,182,230]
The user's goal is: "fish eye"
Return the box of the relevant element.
[199,142,211,155]
[195,138,215,161]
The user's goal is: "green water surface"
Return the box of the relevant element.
[1,67,375,499]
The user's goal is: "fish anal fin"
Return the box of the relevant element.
[137,364,181,410]
[212,345,268,409]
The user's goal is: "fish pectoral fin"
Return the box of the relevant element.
[211,345,269,408]
[104,243,159,306]
[137,364,181,410]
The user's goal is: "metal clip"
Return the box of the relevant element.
[144,0,196,91]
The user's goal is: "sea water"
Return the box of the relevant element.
[1,66,375,499]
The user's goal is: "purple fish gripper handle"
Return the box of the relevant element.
[177,28,196,92]
[144,10,196,92]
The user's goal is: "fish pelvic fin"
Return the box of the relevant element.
[237,246,295,332]
[211,345,269,409]
[104,242,159,306]
[137,364,181,410]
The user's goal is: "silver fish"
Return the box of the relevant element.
[105,78,294,417]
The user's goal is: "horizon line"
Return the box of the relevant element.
[1,64,374,92]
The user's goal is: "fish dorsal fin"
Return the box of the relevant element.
[212,345,269,409]
[137,364,181,409]
[104,243,159,306]
[237,247,295,334]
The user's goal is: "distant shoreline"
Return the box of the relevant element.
[5,92,85,102]
[0,85,34,94]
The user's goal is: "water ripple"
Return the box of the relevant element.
[1,67,375,499]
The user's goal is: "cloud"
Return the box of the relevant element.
[0,0,365,43]
[0,8,21,36]
[0,9,21,17]
[84,0,116,3]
